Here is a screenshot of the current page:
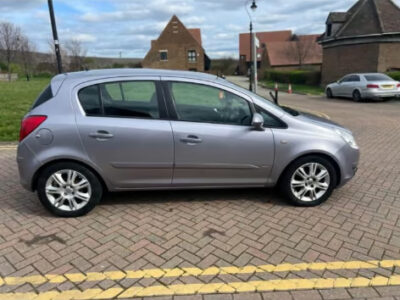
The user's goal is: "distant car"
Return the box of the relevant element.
[326,73,400,101]
[18,69,359,217]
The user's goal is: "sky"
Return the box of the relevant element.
[1,0,400,59]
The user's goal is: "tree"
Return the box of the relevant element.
[292,34,315,68]
[19,34,36,81]
[47,39,68,73]
[0,22,21,81]
[65,39,87,71]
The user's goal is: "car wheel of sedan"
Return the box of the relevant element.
[352,90,362,102]
[326,88,333,99]
[37,162,103,217]
[280,156,337,206]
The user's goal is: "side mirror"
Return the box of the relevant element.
[252,113,264,130]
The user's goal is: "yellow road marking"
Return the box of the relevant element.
[0,259,399,287]
[0,146,17,150]
[1,275,400,299]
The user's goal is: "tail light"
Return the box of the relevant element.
[397,83,400,88]
[19,115,47,141]
[366,84,379,89]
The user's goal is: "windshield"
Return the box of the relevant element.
[364,74,393,82]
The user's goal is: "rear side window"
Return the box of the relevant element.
[77,81,160,119]
[101,81,159,119]
[31,85,53,110]
[78,85,102,116]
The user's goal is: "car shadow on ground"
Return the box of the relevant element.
[99,187,289,207]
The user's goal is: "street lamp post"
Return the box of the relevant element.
[48,0,63,74]
[246,0,257,92]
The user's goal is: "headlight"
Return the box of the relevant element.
[334,128,358,149]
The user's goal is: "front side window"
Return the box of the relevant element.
[160,50,168,61]
[188,50,196,62]
[101,81,159,119]
[168,82,252,126]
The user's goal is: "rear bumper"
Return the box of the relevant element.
[17,143,40,191]
[363,91,400,99]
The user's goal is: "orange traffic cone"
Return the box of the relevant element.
[288,84,293,94]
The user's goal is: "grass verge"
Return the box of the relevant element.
[0,78,50,141]
[263,80,325,96]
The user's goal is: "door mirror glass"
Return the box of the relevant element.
[252,113,264,130]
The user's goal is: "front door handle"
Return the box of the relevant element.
[89,130,114,140]
[180,135,202,144]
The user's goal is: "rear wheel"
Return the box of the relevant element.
[352,90,362,102]
[326,88,333,99]
[37,162,103,217]
[280,156,337,206]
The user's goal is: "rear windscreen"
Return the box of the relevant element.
[31,85,53,110]
[364,74,392,82]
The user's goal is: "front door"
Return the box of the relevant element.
[164,80,275,187]
[75,79,174,189]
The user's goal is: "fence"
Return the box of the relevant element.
[0,73,18,81]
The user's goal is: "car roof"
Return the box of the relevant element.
[53,68,220,83]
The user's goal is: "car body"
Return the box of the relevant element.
[17,69,359,217]
[326,73,400,101]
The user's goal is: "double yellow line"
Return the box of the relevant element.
[1,259,400,299]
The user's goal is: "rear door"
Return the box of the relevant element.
[162,78,275,187]
[74,77,174,189]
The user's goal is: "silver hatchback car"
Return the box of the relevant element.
[326,73,400,101]
[18,69,359,217]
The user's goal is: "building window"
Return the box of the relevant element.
[160,50,168,61]
[188,50,196,62]
[327,24,332,37]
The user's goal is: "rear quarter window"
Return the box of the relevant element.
[31,85,53,110]
[78,85,102,116]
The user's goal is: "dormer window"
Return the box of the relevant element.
[327,24,332,37]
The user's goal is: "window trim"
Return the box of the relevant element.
[163,80,255,127]
[75,79,168,120]
[255,105,288,129]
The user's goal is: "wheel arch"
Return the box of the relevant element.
[31,158,109,192]
[277,152,341,187]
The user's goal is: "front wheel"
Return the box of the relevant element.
[37,162,103,217]
[326,88,333,99]
[280,156,337,206]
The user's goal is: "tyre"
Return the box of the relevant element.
[279,155,337,207]
[326,88,333,99]
[37,162,103,217]
[352,90,362,102]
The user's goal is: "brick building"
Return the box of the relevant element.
[319,0,400,85]
[238,31,322,75]
[142,15,210,72]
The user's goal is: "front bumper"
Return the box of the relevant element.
[335,144,360,187]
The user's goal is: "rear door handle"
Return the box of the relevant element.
[89,130,114,140]
[180,135,202,144]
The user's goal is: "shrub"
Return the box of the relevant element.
[264,69,321,86]
[35,72,53,78]
[387,71,400,81]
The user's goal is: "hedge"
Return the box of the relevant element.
[387,71,400,81]
[264,69,321,86]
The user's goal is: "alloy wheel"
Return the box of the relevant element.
[290,162,330,202]
[45,169,92,212]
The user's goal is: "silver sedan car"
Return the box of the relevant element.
[17,69,359,217]
[326,73,400,101]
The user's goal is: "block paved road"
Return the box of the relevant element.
[0,77,400,299]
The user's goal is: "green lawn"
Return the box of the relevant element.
[263,81,325,96]
[0,78,50,141]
